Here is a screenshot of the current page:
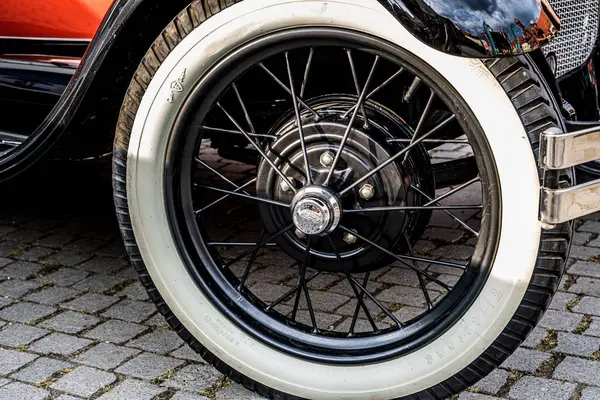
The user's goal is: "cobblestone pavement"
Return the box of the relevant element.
[0,157,599,400]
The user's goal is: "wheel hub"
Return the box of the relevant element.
[291,186,342,235]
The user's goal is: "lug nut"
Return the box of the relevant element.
[343,232,357,244]
[280,177,296,192]
[359,183,375,200]
[295,229,307,239]
[320,151,335,167]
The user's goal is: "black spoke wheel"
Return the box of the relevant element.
[164,28,499,364]
[113,1,573,399]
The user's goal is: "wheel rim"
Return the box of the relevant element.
[164,28,501,364]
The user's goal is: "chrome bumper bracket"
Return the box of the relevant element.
[539,126,600,225]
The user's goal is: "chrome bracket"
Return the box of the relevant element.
[539,126,600,170]
[541,180,600,225]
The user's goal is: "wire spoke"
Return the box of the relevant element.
[207,242,277,247]
[387,138,469,144]
[339,114,456,196]
[323,55,380,186]
[285,52,313,184]
[411,185,480,237]
[237,229,266,291]
[346,49,369,127]
[404,233,434,310]
[346,274,403,327]
[341,67,404,118]
[222,224,294,269]
[196,185,290,208]
[402,90,435,164]
[195,178,257,214]
[327,237,378,333]
[258,63,319,118]
[292,238,319,332]
[300,47,314,99]
[266,270,322,311]
[344,205,482,213]
[217,103,297,193]
[198,126,276,139]
[232,83,256,135]
[339,225,457,290]
[424,177,480,207]
[194,157,249,195]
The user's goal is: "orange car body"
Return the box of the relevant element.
[0,0,113,39]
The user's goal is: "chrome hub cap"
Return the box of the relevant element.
[291,186,342,236]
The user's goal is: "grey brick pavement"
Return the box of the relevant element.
[0,159,599,400]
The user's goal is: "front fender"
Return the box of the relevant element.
[377,0,561,57]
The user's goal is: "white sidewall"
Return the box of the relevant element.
[126,1,542,398]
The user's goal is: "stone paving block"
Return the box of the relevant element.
[0,348,37,375]
[101,299,155,323]
[0,257,12,268]
[117,266,138,279]
[508,376,576,400]
[24,286,80,305]
[15,247,54,262]
[247,282,295,303]
[216,382,265,400]
[0,261,43,279]
[568,277,600,297]
[42,250,92,267]
[172,393,210,400]
[85,320,147,344]
[29,333,93,356]
[62,292,119,313]
[376,285,434,308]
[33,233,73,248]
[585,318,600,337]
[0,301,56,323]
[10,357,72,384]
[0,382,49,400]
[0,279,42,298]
[578,220,600,233]
[3,229,46,243]
[71,274,126,292]
[143,313,170,328]
[97,379,167,400]
[22,219,61,232]
[39,267,89,287]
[0,323,49,347]
[295,310,343,330]
[286,290,351,313]
[375,267,420,287]
[334,318,378,333]
[115,281,148,301]
[0,380,7,388]
[0,241,24,257]
[54,396,81,400]
[115,353,184,380]
[539,310,583,332]
[74,342,141,370]
[572,296,600,316]
[170,345,205,363]
[51,366,116,398]
[471,368,508,395]
[431,245,474,260]
[554,331,600,356]
[574,231,593,246]
[64,239,106,253]
[162,364,222,392]
[0,225,17,237]
[569,246,600,261]
[582,386,600,400]
[569,261,600,278]
[75,256,128,274]
[0,297,9,308]
[127,329,183,354]
[549,292,578,310]
[95,241,127,258]
[39,310,100,334]
[553,356,600,385]
[500,348,551,373]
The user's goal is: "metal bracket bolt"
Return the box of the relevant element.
[280,177,296,192]
[359,183,375,200]
[343,232,357,244]
[320,151,335,168]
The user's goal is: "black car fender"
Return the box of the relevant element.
[0,0,562,181]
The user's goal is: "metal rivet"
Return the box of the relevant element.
[280,177,295,192]
[359,183,375,200]
[343,232,357,244]
[320,151,335,167]
[295,229,307,239]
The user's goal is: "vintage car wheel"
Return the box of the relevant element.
[112,1,572,399]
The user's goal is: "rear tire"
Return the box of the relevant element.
[113,1,572,398]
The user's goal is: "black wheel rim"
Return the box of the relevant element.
[164,28,501,364]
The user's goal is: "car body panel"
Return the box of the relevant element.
[0,0,112,39]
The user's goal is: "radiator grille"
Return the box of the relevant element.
[544,0,599,77]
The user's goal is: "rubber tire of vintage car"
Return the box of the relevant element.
[112,1,572,399]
